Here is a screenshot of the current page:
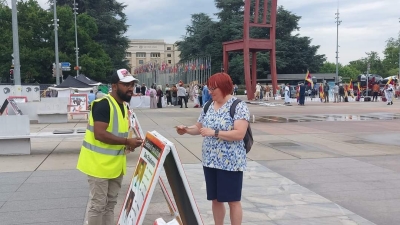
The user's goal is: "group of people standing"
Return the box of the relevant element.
[133,81,215,109]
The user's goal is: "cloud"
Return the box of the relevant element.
[284,0,400,64]
[7,0,400,66]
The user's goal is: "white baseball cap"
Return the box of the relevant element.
[115,69,138,83]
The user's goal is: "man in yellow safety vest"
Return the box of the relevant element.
[77,69,143,225]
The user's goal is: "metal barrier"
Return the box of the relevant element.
[136,70,211,88]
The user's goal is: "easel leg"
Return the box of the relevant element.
[158,177,183,223]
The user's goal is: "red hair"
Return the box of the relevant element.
[207,73,234,97]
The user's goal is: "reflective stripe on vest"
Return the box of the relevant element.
[83,95,127,155]
[86,125,128,138]
[82,141,124,156]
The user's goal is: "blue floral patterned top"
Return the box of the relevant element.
[197,97,250,171]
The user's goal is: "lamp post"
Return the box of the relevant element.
[335,8,341,84]
[11,0,21,95]
[398,18,400,79]
[73,0,79,77]
[52,0,60,85]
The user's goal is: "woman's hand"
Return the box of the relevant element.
[176,125,187,135]
[200,127,215,137]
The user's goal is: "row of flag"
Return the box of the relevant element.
[134,57,212,75]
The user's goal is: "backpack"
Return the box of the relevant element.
[203,99,253,153]
[150,91,155,97]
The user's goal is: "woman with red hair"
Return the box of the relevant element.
[176,73,250,225]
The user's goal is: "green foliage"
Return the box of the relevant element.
[0,0,115,83]
[319,62,361,80]
[56,0,130,70]
[177,2,326,84]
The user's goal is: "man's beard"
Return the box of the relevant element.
[117,88,132,102]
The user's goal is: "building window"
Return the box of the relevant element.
[168,60,172,64]
[167,54,172,57]
[138,60,144,65]
[150,53,160,58]
[125,52,132,58]
[136,52,146,58]
[167,47,171,50]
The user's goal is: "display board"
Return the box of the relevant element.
[69,94,88,112]
[118,113,203,225]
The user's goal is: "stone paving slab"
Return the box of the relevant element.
[108,161,376,225]
[260,156,400,225]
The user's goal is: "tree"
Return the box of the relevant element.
[177,2,326,84]
[319,62,360,81]
[55,0,130,70]
[0,1,112,83]
[382,36,400,76]
[348,51,386,76]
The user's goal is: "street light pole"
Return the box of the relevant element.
[53,0,60,85]
[335,7,341,84]
[11,0,21,95]
[73,0,79,77]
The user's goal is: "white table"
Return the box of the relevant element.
[129,96,166,108]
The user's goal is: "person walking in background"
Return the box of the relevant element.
[198,84,203,107]
[319,83,324,102]
[77,69,143,225]
[149,85,157,109]
[372,83,379,102]
[178,82,188,108]
[176,72,249,225]
[284,83,291,104]
[88,90,96,105]
[339,84,345,102]
[156,85,163,108]
[171,85,178,106]
[135,84,141,95]
[202,84,211,106]
[140,83,146,96]
[333,83,339,103]
[385,84,394,105]
[255,83,261,100]
[324,83,330,103]
[165,84,172,106]
[299,83,306,106]
[265,84,270,101]
[233,84,238,95]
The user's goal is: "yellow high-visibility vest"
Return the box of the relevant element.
[77,95,129,179]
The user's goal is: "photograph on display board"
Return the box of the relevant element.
[69,94,88,112]
[132,158,147,191]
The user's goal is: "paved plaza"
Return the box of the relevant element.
[0,97,399,225]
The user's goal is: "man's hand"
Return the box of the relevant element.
[176,125,187,135]
[200,127,215,137]
[126,137,143,149]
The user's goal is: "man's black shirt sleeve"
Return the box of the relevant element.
[92,99,110,123]
[91,98,130,124]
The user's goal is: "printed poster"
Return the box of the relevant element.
[118,131,169,225]
[69,94,88,112]
[128,111,144,139]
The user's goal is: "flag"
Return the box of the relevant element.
[387,76,393,85]
[305,70,313,88]
[348,79,353,90]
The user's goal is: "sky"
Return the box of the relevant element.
[7,0,400,65]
